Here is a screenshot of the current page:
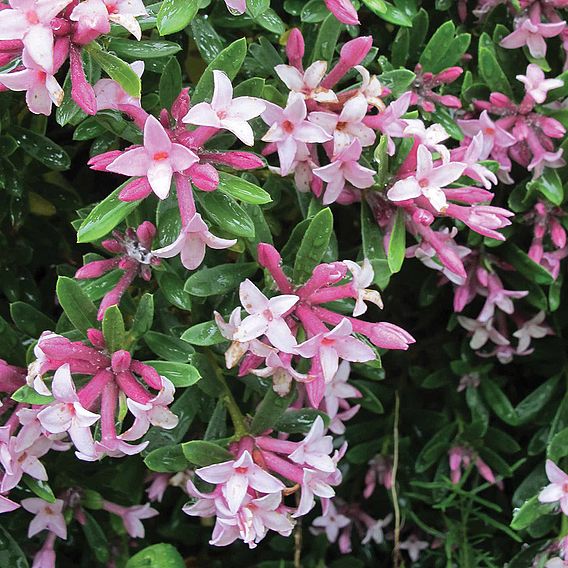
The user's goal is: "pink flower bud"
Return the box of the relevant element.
[436,94,462,108]
[118,178,153,202]
[88,151,123,171]
[368,322,415,350]
[111,350,132,373]
[70,45,96,116]
[200,151,265,170]
[412,208,434,226]
[340,36,372,67]
[136,221,157,248]
[171,87,190,122]
[324,0,360,25]
[434,67,463,84]
[88,329,106,349]
[551,219,567,249]
[528,242,544,263]
[75,259,118,279]
[286,28,304,69]
[188,163,219,191]
[102,239,123,254]
[476,457,496,484]
[489,92,512,107]
[0,359,25,393]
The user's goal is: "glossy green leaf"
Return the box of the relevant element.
[77,183,140,243]
[82,512,110,564]
[181,440,233,466]
[126,544,185,568]
[86,43,141,97]
[184,263,257,297]
[181,320,225,346]
[10,302,55,337]
[12,385,53,405]
[250,387,296,435]
[293,207,334,283]
[196,191,255,237]
[144,361,201,387]
[11,126,70,171]
[218,172,272,205]
[0,525,29,568]
[157,0,200,35]
[528,168,564,206]
[144,331,193,362]
[388,208,406,273]
[56,276,98,335]
[102,306,125,353]
[23,476,56,503]
[501,243,555,285]
[107,39,181,60]
[144,444,190,473]
[159,56,182,111]
[275,409,330,434]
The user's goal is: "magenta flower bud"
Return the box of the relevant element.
[136,221,157,248]
[449,447,463,472]
[412,208,434,226]
[340,36,372,66]
[118,178,153,202]
[489,92,512,107]
[539,116,566,138]
[188,163,219,192]
[299,262,348,299]
[51,16,72,36]
[0,39,23,51]
[159,108,170,128]
[111,350,132,373]
[476,457,496,484]
[528,242,544,263]
[434,67,463,84]
[171,87,190,122]
[286,28,304,70]
[75,259,118,279]
[88,329,106,349]
[535,202,547,216]
[368,322,415,350]
[534,223,546,239]
[551,219,567,248]
[0,359,25,394]
[436,94,462,108]
[70,45,97,116]
[88,151,123,171]
[102,239,123,254]
[324,0,360,25]
[200,151,265,170]
[130,361,162,390]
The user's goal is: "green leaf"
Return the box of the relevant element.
[254,9,286,34]
[478,33,512,97]
[248,0,270,18]
[82,512,110,564]
[102,306,125,353]
[301,0,329,23]
[218,172,272,205]
[157,0,200,35]
[293,208,334,283]
[107,39,182,60]
[12,385,53,405]
[415,423,456,472]
[361,202,390,289]
[528,168,564,206]
[501,243,554,285]
[144,361,201,387]
[23,476,56,503]
[196,191,255,237]
[0,525,29,568]
[311,13,342,63]
[11,126,70,171]
[388,208,406,273]
[10,302,55,337]
[363,0,412,26]
[144,444,190,472]
[250,387,296,435]
[353,381,384,414]
[86,43,141,97]
[379,69,416,97]
[126,544,185,568]
[157,272,192,311]
[185,263,257,297]
[144,331,193,362]
[275,409,330,434]
[192,38,248,104]
[510,495,553,531]
[419,20,455,71]
[181,320,225,346]
[159,57,182,111]
[130,293,154,340]
[77,183,140,243]
[56,276,98,335]
[547,427,568,461]
[182,440,233,466]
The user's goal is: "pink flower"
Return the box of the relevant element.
[295,468,336,518]
[289,417,335,473]
[312,501,351,542]
[457,316,509,350]
[183,70,265,146]
[313,139,375,205]
[102,501,158,538]
[0,495,20,513]
[387,145,466,212]
[21,498,67,540]
[224,0,246,14]
[37,364,100,460]
[324,361,361,419]
[342,259,382,317]
[516,64,564,104]
[513,311,551,352]
[152,212,236,270]
[261,93,331,175]
[310,93,375,152]
[500,17,565,59]
[106,115,198,199]
[539,460,568,514]
[0,48,64,116]
[458,110,516,159]
[362,514,392,545]
[275,61,337,103]
[324,0,359,25]
[400,534,429,562]
[94,60,144,111]
[233,280,299,352]
[196,450,285,514]
[297,319,375,382]
[252,351,308,397]
[0,433,50,492]
[0,0,71,72]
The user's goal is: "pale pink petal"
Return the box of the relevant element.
[320,345,339,382]
[107,147,150,177]
[334,337,375,362]
[539,483,564,503]
[295,122,332,143]
[387,177,421,202]
[183,102,221,127]
[196,460,234,484]
[275,64,304,91]
[247,468,285,494]
[267,294,299,317]
[0,9,28,40]
[240,279,269,313]
[303,61,328,89]
[427,163,466,188]
[169,143,198,171]
[24,24,54,72]
[180,235,206,270]
[220,118,255,146]
[266,318,297,352]
[147,161,173,199]
[546,459,568,484]
[211,70,233,111]
[223,473,248,513]
[144,115,171,155]
[234,313,269,341]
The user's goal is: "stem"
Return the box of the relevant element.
[391,391,402,568]
[294,515,302,568]
[207,352,248,439]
